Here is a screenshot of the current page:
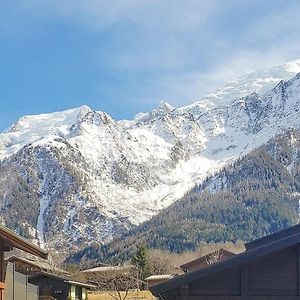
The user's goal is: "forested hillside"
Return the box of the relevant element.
[67,129,300,266]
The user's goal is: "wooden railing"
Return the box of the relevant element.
[0,282,7,289]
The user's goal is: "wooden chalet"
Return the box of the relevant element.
[28,272,95,300]
[180,249,236,273]
[0,224,47,300]
[150,223,300,300]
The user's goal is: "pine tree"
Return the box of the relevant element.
[132,245,150,279]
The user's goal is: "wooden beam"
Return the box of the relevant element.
[0,225,48,259]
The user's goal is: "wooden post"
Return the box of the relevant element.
[241,264,248,300]
[0,240,8,300]
[0,240,4,300]
[297,244,300,296]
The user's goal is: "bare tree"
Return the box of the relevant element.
[81,266,141,300]
[204,249,224,265]
[148,249,177,275]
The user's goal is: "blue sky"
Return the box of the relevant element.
[1,0,300,130]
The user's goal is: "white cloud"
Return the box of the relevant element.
[1,0,223,71]
[20,0,220,30]
[2,0,300,112]
[246,3,300,45]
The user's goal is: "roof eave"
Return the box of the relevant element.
[0,225,48,259]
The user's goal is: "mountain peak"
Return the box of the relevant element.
[134,101,175,123]
[5,105,93,133]
[156,101,175,112]
[284,58,300,74]
[179,58,300,117]
[77,104,93,115]
[76,110,113,127]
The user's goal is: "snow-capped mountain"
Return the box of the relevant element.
[1,59,300,255]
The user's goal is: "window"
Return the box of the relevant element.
[70,285,76,300]
[82,287,87,300]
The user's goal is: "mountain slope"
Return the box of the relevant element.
[67,129,300,265]
[1,59,300,254]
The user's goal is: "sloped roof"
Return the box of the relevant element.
[145,274,175,281]
[66,280,96,289]
[7,256,69,275]
[29,271,69,281]
[180,248,236,270]
[245,223,300,250]
[150,230,300,296]
[82,265,134,273]
[29,272,96,289]
[0,225,47,259]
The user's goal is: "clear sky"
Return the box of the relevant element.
[1,0,300,130]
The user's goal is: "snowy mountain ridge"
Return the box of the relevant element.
[1,59,300,254]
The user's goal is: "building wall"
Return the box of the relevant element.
[161,245,300,300]
[29,276,87,300]
[4,263,38,300]
[29,276,69,300]
[248,245,297,296]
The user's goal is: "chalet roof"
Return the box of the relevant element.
[82,265,134,273]
[150,229,300,296]
[180,249,236,270]
[66,280,96,289]
[0,225,48,259]
[29,271,69,281]
[29,272,96,289]
[6,255,70,275]
[145,274,175,281]
[245,223,300,250]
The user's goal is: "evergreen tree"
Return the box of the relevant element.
[132,245,150,279]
